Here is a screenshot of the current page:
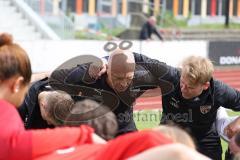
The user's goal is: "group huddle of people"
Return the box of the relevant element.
[0,32,240,160]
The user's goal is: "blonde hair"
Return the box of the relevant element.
[153,125,195,149]
[181,56,214,85]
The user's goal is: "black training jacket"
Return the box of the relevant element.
[134,52,240,160]
[49,62,162,135]
[18,78,54,129]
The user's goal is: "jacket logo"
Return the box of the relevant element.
[200,105,211,114]
[170,97,180,108]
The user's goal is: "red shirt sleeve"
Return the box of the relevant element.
[0,100,32,160]
[95,130,173,160]
[31,125,94,158]
[34,144,103,160]
[0,100,94,160]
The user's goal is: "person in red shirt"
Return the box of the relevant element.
[32,97,173,160]
[34,129,173,160]
[35,98,200,160]
[0,33,103,160]
[128,143,210,160]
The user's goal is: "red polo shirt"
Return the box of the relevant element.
[0,100,93,160]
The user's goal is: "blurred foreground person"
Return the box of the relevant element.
[128,143,210,160]
[0,33,103,160]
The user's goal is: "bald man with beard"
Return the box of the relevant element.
[49,49,172,135]
[106,49,135,93]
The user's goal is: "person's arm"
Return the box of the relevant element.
[216,107,238,141]
[214,80,240,138]
[31,125,94,158]
[153,27,163,41]
[224,116,240,139]
[50,64,119,111]
[133,52,177,93]
[133,52,178,81]
[31,72,51,83]
[2,104,94,160]
[214,80,240,111]
[49,63,96,94]
[18,78,49,127]
[49,64,91,85]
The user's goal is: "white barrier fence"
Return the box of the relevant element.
[18,40,208,73]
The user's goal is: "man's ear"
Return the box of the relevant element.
[38,93,45,108]
[203,82,210,90]
[39,99,45,110]
[12,76,24,93]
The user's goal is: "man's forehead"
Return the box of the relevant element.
[111,72,134,77]
[110,62,135,72]
[181,75,195,87]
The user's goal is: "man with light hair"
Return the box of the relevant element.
[179,56,214,99]
[63,99,118,141]
[18,78,75,129]
[133,53,240,160]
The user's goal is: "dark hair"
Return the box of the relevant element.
[0,33,32,84]
[64,99,118,140]
[235,131,240,148]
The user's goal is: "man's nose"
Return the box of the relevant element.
[120,81,128,87]
[181,84,187,91]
